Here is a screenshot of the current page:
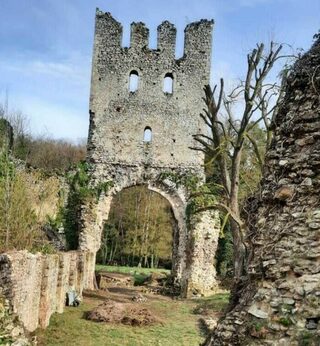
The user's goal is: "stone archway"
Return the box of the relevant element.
[79,164,220,296]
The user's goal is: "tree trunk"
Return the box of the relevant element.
[230,219,246,279]
[229,146,247,279]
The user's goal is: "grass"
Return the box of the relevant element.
[95,264,171,285]
[193,294,230,314]
[35,293,229,346]
[95,264,170,276]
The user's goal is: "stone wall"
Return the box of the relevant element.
[0,250,95,332]
[205,37,320,345]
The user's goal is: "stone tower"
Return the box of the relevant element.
[80,9,220,296]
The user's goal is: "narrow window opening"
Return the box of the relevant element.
[129,70,139,92]
[143,127,152,142]
[163,73,174,94]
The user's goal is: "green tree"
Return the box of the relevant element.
[0,149,40,252]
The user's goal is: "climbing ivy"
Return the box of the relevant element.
[53,161,113,250]
[157,171,218,224]
[157,171,199,192]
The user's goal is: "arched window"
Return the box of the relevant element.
[143,127,152,142]
[129,70,139,92]
[163,72,173,94]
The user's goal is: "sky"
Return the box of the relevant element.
[0,0,319,141]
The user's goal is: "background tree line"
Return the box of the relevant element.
[0,104,86,252]
[97,185,173,269]
[0,103,86,172]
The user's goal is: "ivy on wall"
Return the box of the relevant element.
[52,162,113,250]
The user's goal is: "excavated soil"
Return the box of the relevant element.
[86,298,159,326]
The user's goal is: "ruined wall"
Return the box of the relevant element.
[205,37,320,345]
[81,9,220,297]
[0,250,95,332]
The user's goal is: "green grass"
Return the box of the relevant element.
[36,293,229,346]
[96,265,171,285]
[95,264,170,276]
[193,293,230,314]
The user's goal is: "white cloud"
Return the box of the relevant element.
[4,53,90,85]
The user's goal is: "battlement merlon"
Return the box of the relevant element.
[183,19,214,61]
[157,21,177,57]
[130,22,149,49]
[94,10,123,48]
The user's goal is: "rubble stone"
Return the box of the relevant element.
[204,36,320,345]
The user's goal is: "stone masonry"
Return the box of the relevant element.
[0,250,94,333]
[205,37,320,345]
[79,9,220,296]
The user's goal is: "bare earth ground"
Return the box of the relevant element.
[35,270,229,346]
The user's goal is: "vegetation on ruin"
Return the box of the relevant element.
[0,105,87,253]
[51,161,114,250]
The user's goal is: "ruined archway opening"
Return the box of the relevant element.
[96,185,176,271]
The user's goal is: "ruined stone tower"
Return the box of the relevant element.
[80,9,220,296]
[205,37,320,345]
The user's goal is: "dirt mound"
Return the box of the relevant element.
[86,299,158,326]
[121,307,156,326]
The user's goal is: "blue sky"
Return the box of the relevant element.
[0,0,319,141]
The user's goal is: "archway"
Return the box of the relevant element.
[79,167,220,296]
[96,185,177,272]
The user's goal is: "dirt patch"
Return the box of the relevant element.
[86,299,159,326]
[96,272,133,289]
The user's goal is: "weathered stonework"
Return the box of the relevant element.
[0,250,94,332]
[79,9,220,296]
[205,37,320,345]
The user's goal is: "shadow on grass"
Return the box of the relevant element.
[193,293,230,315]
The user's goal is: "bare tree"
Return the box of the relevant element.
[193,42,292,280]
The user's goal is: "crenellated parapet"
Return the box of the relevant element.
[183,19,214,61]
[93,9,213,63]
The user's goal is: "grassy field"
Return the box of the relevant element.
[95,264,170,275]
[36,293,229,346]
[36,265,229,345]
